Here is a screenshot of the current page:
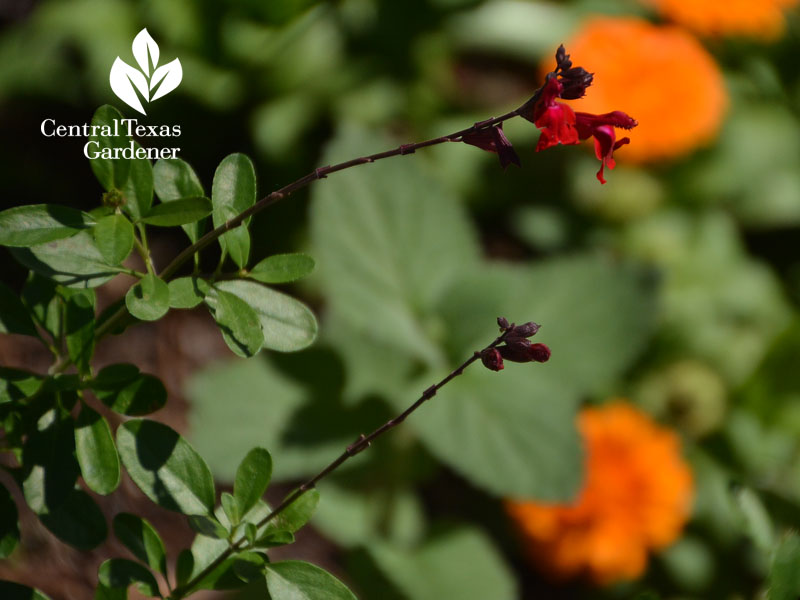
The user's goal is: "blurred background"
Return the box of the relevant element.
[1,0,800,598]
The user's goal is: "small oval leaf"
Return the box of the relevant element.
[113,513,168,576]
[117,419,215,515]
[215,280,317,352]
[248,253,315,284]
[233,447,272,517]
[188,514,229,539]
[75,404,120,495]
[0,204,93,247]
[212,153,256,260]
[38,488,108,550]
[204,287,264,358]
[265,561,357,600]
[121,142,154,220]
[272,489,319,534]
[92,370,167,416]
[98,557,160,597]
[168,277,210,309]
[89,105,131,189]
[93,215,135,266]
[152,158,205,243]
[126,274,170,321]
[139,197,212,227]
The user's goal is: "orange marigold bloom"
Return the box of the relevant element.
[645,0,799,40]
[561,17,728,163]
[506,402,693,584]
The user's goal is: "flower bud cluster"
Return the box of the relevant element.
[481,318,551,371]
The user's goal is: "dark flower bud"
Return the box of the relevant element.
[480,348,504,371]
[559,67,594,99]
[555,45,571,71]
[528,343,551,363]
[497,316,510,330]
[462,124,521,169]
[510,321,540,338]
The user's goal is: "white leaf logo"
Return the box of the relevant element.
[109,28,182,115]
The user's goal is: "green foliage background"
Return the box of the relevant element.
[1,0,800,598]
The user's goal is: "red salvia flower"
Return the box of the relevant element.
[575,111,638,183]
[531,77,579,151]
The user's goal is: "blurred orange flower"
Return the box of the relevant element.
[506,402,693,584]
[561,17,727,163]
[645,0,799,39]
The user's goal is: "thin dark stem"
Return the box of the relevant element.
[168,326,513,599]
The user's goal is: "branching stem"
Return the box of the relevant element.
[167,325,514,599]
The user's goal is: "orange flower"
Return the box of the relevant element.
[561,17,728,163]
[645,0,799,40]
[506,402,693,584]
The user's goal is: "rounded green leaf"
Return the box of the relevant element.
[168,277,210,309]
[139,197,213,226]
[204,287,264,358]
[93,215,135,266]
[126,274,170,321]
[0,482,19,558]
[89,105,131,191]
[223,223,250,269]
[117,419,215,515]
[0,581,52,600]
[248,253,315,284]
[153,158,206,242]
[188,514,229,539]
[215,280,317,352]
[92,370,167,416]
[38,488,108,550]
[75,404,120,495]
[62,288,96,375]
[271,489,319,534]
[9,231,120,288]
[98,558,160,597]
[232,552,266,583]
[233,447,272,517]
[0,282,38,337]
[0,204,94,247]
[113,513,167,576]
[153,158,205,200]
[121,143,154,220]
[221,492,240,526]
[265,561,357,600]
[212,153,256,261]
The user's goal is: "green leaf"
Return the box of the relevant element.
[61,288,96,375]
[93,215,134,266]
[75,404,120,495]
[120,143,154,220]
[221,492,240,527]
[38,487,108,550]
[264,561,357,600]
[0,581,52,600]
[248,253,315,284]
[310,125,479,363]
[769,532,800,600]
[139,197,213,227]
[232,552,267,583]
[152,158,206,243]
[368,528,517,600]
[255,529,294,548]
[271,489,319,534]
[89,105,130,191]
[188,514,229,539]
[21,412,80,514]
[223,224,250,269]
[113,513,168,577]
[21,274,60,339]
[176,549,194,587]
[168,277,210,309]
[0,204,94,247]
[126,274,170,321]
[204,287,264,358]
[97,558,160,597]
[117,419,215,515]
[0,282,38,337]
[215,280,317,352]
[0,482,19,558]
[234,447,272,517]
[0,368,43,405]
[9,231,120,288]
[91,365,167,416]
[212,153,256,265]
